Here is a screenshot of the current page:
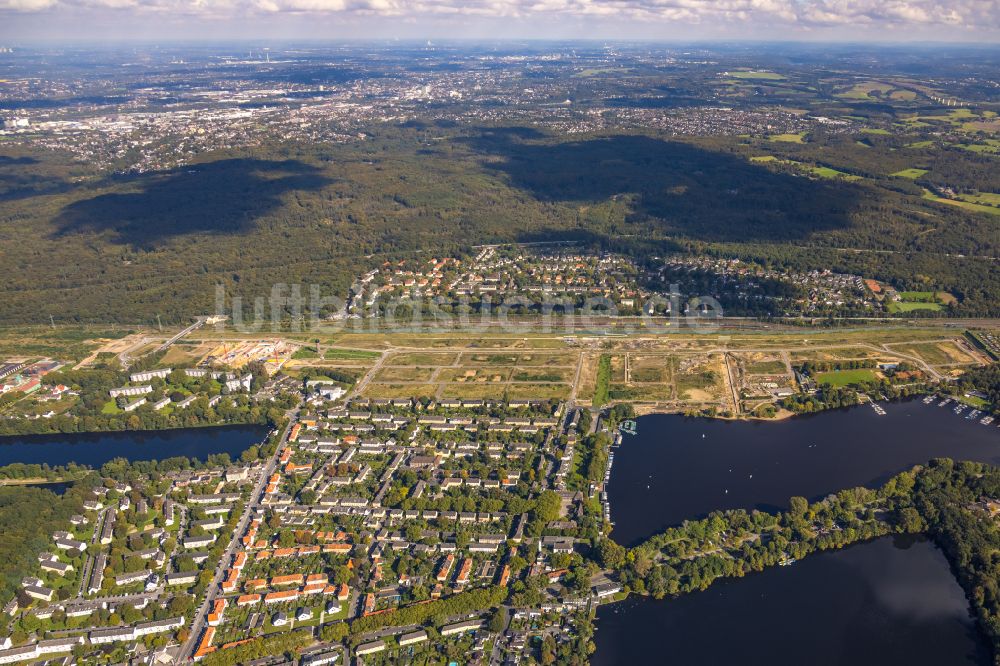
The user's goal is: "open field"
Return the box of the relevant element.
[0,327,143,366]
[835,81,897,99]
[504,383,575,400]
[815,369,878,387]
[891,168,928,179]
[750,155,860,181]
[629,354,673,383]
[729,70,786,80]
[324,348,382,361]
[284,365,368,382]
[459,353,520,366]
[768,133,805,143]
[888,301,944,313]
[511,367,575,383]
[593,354,611,407]
[1,324,992,417]
[607,383,674,402]
[922,189,1000,216]
[576,352,599,401]
[789,347,884,362]
[361,383,438,399]
[372,366,438,382]
[437,383,509,400]
[358,345,578,402]
[513,352,579,366]
[898,291,939,302]
[674,354,729,402]
[436,366,513,383]
[386,351,459,366]
[954,192,1000,207]
[744,359,787,374]
[808,165,861,181]
[886,340,978,367]
[159,342,212,366]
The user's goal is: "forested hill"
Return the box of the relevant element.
[1,124,999,324]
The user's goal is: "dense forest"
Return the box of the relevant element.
[909,461,1000,664]
[2,121,1000,324]
[958,364,1000,406]
[0,482,91,606]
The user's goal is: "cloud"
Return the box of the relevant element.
[0,0,58,9]
[1,0,998,32]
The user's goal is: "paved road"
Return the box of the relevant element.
[77,506,113,597]
[348,351,389,399]
[178,403,302,661]
[155,317,207,353]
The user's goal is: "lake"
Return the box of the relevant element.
[592,535,990,666]
[0,425,270,468]
[608,399,1000,547]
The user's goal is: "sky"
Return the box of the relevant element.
[1,0,999,42]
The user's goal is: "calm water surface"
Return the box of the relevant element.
[609,399,1000,546]
[592,535,989,666]
[0,425,269,467]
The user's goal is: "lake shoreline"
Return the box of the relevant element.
[0,417,270,441]
[0,423,271,468]
[592,534,991,666]
[595,401,998,664]
[606,396,999,546]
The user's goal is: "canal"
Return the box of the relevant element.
[0,424,270,468]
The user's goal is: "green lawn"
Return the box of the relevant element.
[769,133,805,143]
[745,360,788,374]
[887,301,944,313]
[814,369,878,387]
[922,190,1000,217]
[729,71,786,80]
[959,394,989,408]
[957,143,1000,155]
[897,291,938,302]
[956,192,1000,207]
[593,354,611,407]
[891,168,928,179]
[808,166,861,181]
[752,156,859,181]
[324,348,382,360]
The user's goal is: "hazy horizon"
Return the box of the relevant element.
[2,1,999,44]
